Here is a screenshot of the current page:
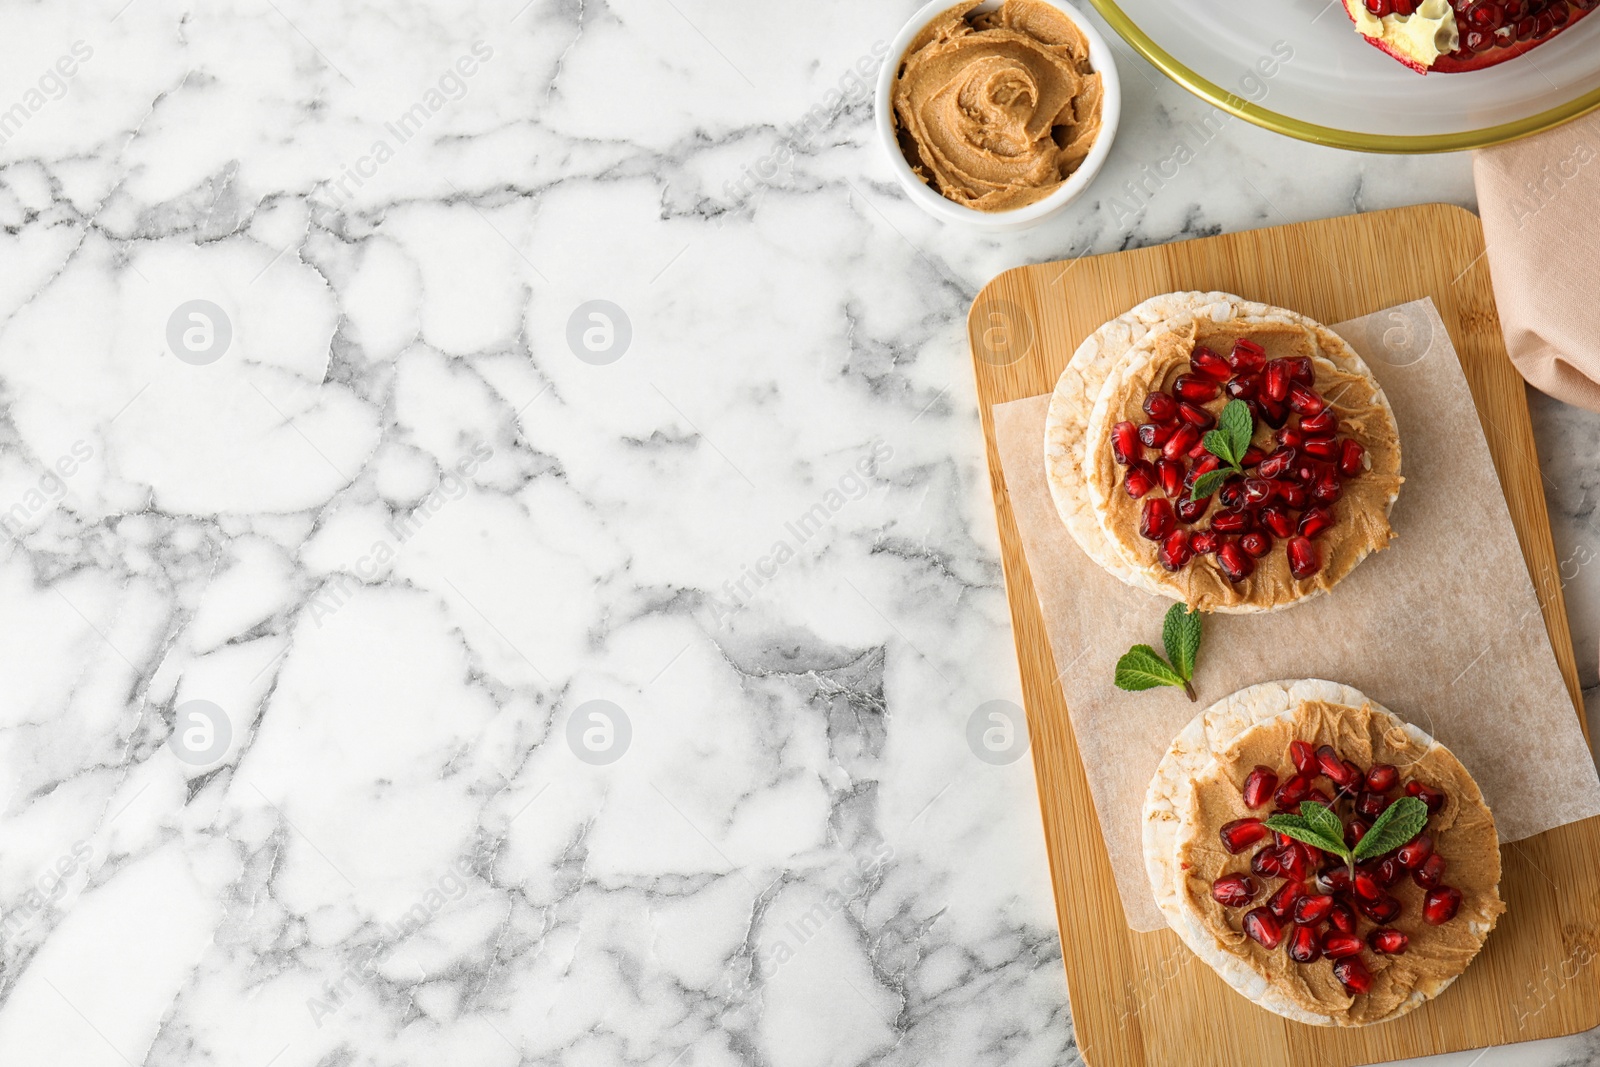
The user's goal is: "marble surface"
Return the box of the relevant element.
[0,2,1595,1065]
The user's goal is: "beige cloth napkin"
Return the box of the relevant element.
[1475,108,1600,413]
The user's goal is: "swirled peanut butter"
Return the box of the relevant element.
[891,0,1103,212]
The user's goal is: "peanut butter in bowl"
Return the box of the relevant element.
[890,0,1106,213]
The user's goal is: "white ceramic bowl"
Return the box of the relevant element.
[874,0,1121,230]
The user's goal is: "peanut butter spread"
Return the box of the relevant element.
[1181,701,1503,1026]
[891,0,1103,212]
[1089,318,1403,612]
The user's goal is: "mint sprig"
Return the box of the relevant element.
[1265,796,1429,880]
[1114,603,1202,701]
[1189,399,1255,501]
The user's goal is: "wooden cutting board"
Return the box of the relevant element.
[967,203,1600,1067]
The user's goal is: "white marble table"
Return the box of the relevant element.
[0,2,1595,1065]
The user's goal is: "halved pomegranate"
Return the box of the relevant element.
[1340,0,1596,74]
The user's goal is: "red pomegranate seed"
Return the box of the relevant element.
[1263,360,1291,403]
[1316,863,1352,895]
[1240,446,1267,468]
[1229,339,1267,373]
[1374,857,1403,888]
[1255,396,1288,429]
[1144,392,1178,422]
[1239,531,1272,558]
[1191,530,1222,554]
[1355,791,1389,820]
[1256,505,1293,539]
[1251,845,1287,878]
[1345,820,1369,849]
[1156,458,1184,498]
[1211,873,1258,907]
[1397,834,1433,870]
[1311,468,1342,505]
[1258,447,1295,480]
[1328,899,1358,935]
[1268,880,1306,920]
[1365,764,1398,793]
[1275,773,1315,807]
[1413,853,1447,890]
[1163,424,1200,462]
[1140,498,1175,541]
[1287,384,1325,416]
[1159,530,1193,572]
[1301,436,1340,461]
[1315,746,1355,785]
[1359,893,1402,924]
[1192,346,1232,380]
[1111,422,1139,464]
[1279,843,1312,881]
[1287,357,1314,385]
[1309,787,1335,808]
[1370,929,1409,955]
[1290,740,1316,775]
[1424,886,1463,925]
[1218,477,1245,509]
[1242,766,1278,809]
[1404,780,1446,814]
[1299,408,1337,435]
[1176,496,1208,523]
[1338,439,1365,478]
[1297,507,1334,539]
[1211,508,1252,534]
[1177,401,1215,430]
[1226,374,1259,401]
[1275,426,1305,449]
[1352,869,1381,902]
[1293,893,1334,926]
[1288,924,1321,964]
[1333,956,1372,994]
[1322,932,1363,959]
[1242,478,1272,506]
[1184,453,1221,487]
[1219,818,1270,853]
[1364,0,1393,13]
[1125,461,1156,498]
[1276,481,1308,508]
[1392,0,1416,12]
[1138,421,1175,448]
[1243,906,1283,949]
[1174,374,1221,403]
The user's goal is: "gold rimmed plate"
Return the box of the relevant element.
[1088,0,1600,152]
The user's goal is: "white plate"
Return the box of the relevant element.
[1089,0,1600,151]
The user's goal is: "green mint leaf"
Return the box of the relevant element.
[1263,812,1347,859]
[1201,429,1238,467]
[1189,467,1232,502]
[1352,796,1430,862]
[1220,399,1254,460]
[1298,801,1346,844]
[1161,603,1202,682]
[1114,645,1185,692]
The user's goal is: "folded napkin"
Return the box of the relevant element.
[1475,109,1600,413]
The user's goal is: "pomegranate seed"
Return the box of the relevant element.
[1287,924,1321,964]
[1219,817,1270,853]
[1353,869,1381,902]
[1404,780,1446,814]
[1242,766,1278,809]
[1227,338,1265,371]
[1184,453,1221,487]
[1392,0,1416,12]
[1311,468,1342,505]
[1211,873,1258,907]
[1239,531,1272,558]
[1463,26,1496,48]
[1287,384,1325,416]
[1359,893,1402,924]
[1365,764,1398,793]
[1163,424,1200,462]
[1192,346,1232,380]
[1111,422,1139,464]
[1252,845,1286,879]
[1290,740,1316,775]
[1286,357,1314,385]
[1243,907,1284,950]
[1397,834,1434,870]
[1370,929,1409,955]
[1256,396,1289,429]
[1143,392,1178,422]
[1242,478,1272,506]
[1177,401,1215,429]
[1240,446,1267,468]
[1338,439,1366,478]
[1138,421,1174,448]
[1333,956,1372,994]
[1262,360,1291,403]
[1258,447,1295,480]
[1211,508,1252,534]
[1298,507,1334,539]
[1285,537,1320,582]
[1309,787,1335,808]
[1463,0,1506,28]
[1323,932,1363,959]
[1300,408,1338,435]
[1125,461,1156,498]
[1268,880,1306,920]
[1316,746,1355,785]
[1355,791,1389,820]
[1176,496,1208,523]
[1413,853,1447,890]
[1275,426,1305,449]
[1364,0,1393,12]
[1424,886,1463,925]
[1328,899,1358,935]
[1293,893,1334,926]
[1140,498,1175,541]
[1302,436,1340,461]
[1345,819,1369,849]
[1315,863,1352,895]
[1191,530,1222,554]
[1159,530,1193,572]
[1276,482,1308,508]
[1279,843,1312,881]
[1226,374,1259,401]
[1156,458,1184,498]
[1218,477,1245,509]
[1374,857,1403,888]
[1515,14,1538,39]
[1275,773,1315,807]
[1252,506,1290,539]
[1174,374,1221,402]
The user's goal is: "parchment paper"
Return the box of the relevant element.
[992,299,1600,932]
